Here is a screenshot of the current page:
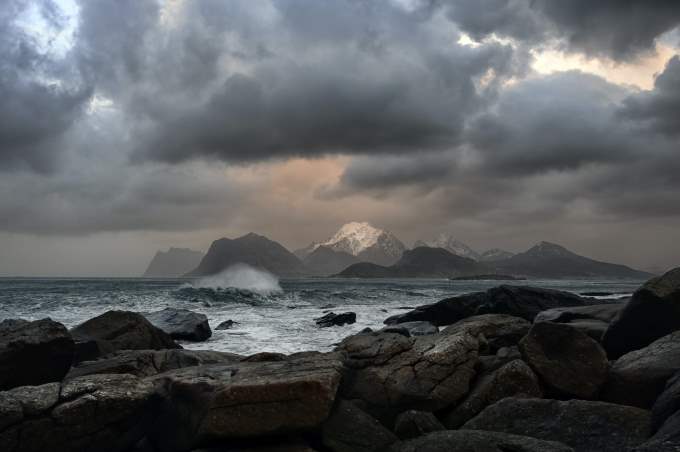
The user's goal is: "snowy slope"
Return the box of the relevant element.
[414,233,480,260]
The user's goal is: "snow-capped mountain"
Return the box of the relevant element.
[479,248,515,262]
[414,234,480,260]
[297,222,406,266]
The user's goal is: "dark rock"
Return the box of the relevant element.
[519,322,608,399]
[603,267,680,359]
[215,320,238,330]
[477,345,522,373]
[241,352,288,362]
[535,303,623,341]
[387,430,574,452]
[443,359,542,428]
[337,330,478,420]
[602,331,680,408]
[146,353,343,449]
[381,321,438,337]
[70,310,180,362]
[393,410,444,440]
[321,400,398,452]
[385,285,591,326]
[0,318,74,390]
[0,374,157,452]
[652,371,680,431]
[443,314,530,354]
[142,308,212,341]
[67,349,241,379]
[463,397,650,452]
[634,410,680,452]
[315,312,356,328]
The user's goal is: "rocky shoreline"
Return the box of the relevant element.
[1,268,679,452]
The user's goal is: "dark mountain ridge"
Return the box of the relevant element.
[143,248,204,277]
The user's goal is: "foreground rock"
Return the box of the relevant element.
[142,308,212,341]
[519,322,608,399]
[147,353,343,450]
[652,371,680,431]
[443,359,542,428]
[393,410,444,440]
[315,312,356,327]
[387,430,574,452]
[602,331,680,408]
[535,303,623,341]
[382,321,438,337]
[0,318,74,390]
[443,314,530,354]
[463,397,651,452]
[70,310,180,362]
[0,374,156,452]
[337,330,478,420]
[635,410,680,452]
[385,286,591,326]
[321,400,398,452]
[603,267,680,359]
[67,349,242,379]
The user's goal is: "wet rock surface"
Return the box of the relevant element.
[315,312,356,327]
[143,308,212,341]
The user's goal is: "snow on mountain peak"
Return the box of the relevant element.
[415,233,480,260]
[314,221,404,257]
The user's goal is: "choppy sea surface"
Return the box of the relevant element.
[0,268,643,355]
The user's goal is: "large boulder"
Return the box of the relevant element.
[321,400,398,452]
[603,267,680,359]
[443,359,542,428]
[602,331,680,408]
[0,374,157,452]
[393,410,444,440]
[387,430,574,452]
[381,321,438,337]
[142,308,211,341]
[463,397,651,452]
[385,286,591,326]
[0,318,74,390]
[337,331,478,420]
[442,314,530,354]
[535,303,623,341]
[66,349,242,379]
[634,410,680,452]
[146,353,343,450]
[519,322,608,399]
[652,371,680,431]
[315,312,356,328]
[70,311,180,362]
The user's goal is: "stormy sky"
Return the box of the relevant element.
[1,0,679,276]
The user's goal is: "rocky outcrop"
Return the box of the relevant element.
[70,310,180,362]
[143,308,212,341]
[602,331,680,408]
[519,322,608,399]
[652,371,680,431]
[443,359,542,428]
[535,303,623,341]
[315,312,356,328]
[215,319,237,330]
[393,410,444,440]
[603,267,680,359]
[0,318,74,390]
[463,397,651,452]
[442,314,530,354]
[321,400,398,452]
[387,430,574,452]
[66,349,242,379]
[385,286,591,326]
[337,330,478,420]
[381,321,438,337]
[147,353,343,450]
[0,374,157,452]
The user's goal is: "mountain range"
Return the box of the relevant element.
[143,222,653,279]
[142,248,204,277]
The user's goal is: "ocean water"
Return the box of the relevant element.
[0,268,643,355]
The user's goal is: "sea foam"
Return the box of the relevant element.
[191,264,282,295]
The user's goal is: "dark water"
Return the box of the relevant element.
[0,274,641,355]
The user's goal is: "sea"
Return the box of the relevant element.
[0,266,644,356]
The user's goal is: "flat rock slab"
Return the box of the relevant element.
[148,353,343,449]
[602,331,680,408]
[143,308,212,341]
[337,330,478,419]
[0,318,74,390]
[519,322,608,399]
[387,430,574,452]
[463,397,651,452]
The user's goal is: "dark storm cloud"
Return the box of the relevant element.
[0,0,92,173]
[441,0,680,60]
